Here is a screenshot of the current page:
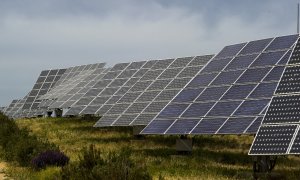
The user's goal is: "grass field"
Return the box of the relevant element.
[3,117,300,179]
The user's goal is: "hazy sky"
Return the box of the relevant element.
[0,0,298,106]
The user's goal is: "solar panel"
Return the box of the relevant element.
[217,117,256,134]
[34,64,107,116]
[94,55,213,127]
[249,125,297,155]
[142,34,298,135]
[239,38,273,55]
[214,43,246,59]
[12,68,67,118]
[224,54,259,71]
[191,118,226,134]
[3,99,21,117]
[245,116,264,134]
[166,119,199,134]
[65,61,149,116]
[249,35,300,155]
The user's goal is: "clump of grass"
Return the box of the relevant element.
[61,145,152,180]
[0,113,58,166]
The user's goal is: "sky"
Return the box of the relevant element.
[0,0,298,106]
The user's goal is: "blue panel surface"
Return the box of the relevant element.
[224,54,259,71]
[207,101,242,117]
[214,43,246,59]
[187,73,218,88]
[265,34,298,51]
[166,119,199,134]
[221,84,256,100]
[277,50,292,65]
[172,88,204,102]
[158,104,189,118]
[141,120,175,134]
[239,38,273,55]
[248,82,277,98]
[262,66,285,82]
[245,116,263,134]
[218,117,255,134]
[182,102,215,117]
[234,99,270,116]
[211,70,244,85]
[191,118,226,134]
[250,51,286,67]
[236,67,271,83]
[196,86,230,102]
[201,57,232,73]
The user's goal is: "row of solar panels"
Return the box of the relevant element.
[3,34,300,155]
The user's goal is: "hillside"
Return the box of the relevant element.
[2,117,300,179]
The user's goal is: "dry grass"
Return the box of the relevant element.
[7,117,300,179]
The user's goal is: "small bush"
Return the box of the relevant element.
[31,150,69,169]
[0,112,58,166]
[62,145,152,180]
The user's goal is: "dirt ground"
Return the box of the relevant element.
[0,162,7,180]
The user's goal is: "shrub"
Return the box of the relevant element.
[62,145,152,180]
[0,112,58,166]
[31,150,69,169]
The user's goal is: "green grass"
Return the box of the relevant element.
[3,117,300,179]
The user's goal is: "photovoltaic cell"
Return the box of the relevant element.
[236,67,271,84]
[263,95,300,124]
[177,66,203,77]
[249,125,297,155]
[218,117,256,134]
[166,119,199,134]
[207,101,242,117]
[239,38,273,55]
[265,34,298,51]
[147,79,172,90]
[221,84,256,100]
[233,99,270,116]
[187,73,218,88]
[211,70,244,85]
[214,43,246,59]
[191,118,226,134]
[94,115,120,127]
[170,57,194,67]
[245,116,263,134]
[201,58,232,73]
[276,66,300,94]
[143,101,169,113]
[96,105,113,115]
[125,103,149,114]
[131,113,157,125]
[106,103,130,114]
[196,86,230,102]
[278,50,292,65]
[166,78,191,89]
[114,114,137,126]
[172,88,204,102]
[290,130,300,154]
[154,89,180,101]
[137,91,160,102]
[248,82,278,99]
[141,120,175,134]
[182,102,215,117]
[157,104,189,118]
[224,54,259,71]
[250,51,286,67]
[262,66,285,82]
